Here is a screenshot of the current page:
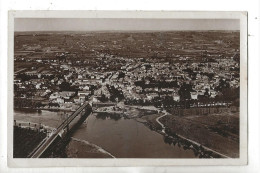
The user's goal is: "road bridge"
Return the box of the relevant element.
[29,102,91,158]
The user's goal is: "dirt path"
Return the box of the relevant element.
[155,110,168,133]
[155,111,230,158]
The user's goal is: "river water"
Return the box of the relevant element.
[14,109,69,128]
[14,109,196,158]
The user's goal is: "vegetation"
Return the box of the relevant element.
[13,126,46,158]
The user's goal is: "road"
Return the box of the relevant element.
[155,110,168,133]
[155,110,230,158]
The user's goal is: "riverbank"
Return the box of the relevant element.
[14,105,238,158]
[160,112,239,158]
[134,105,239,158]
[138,117,229,158]
[121,105,236,158]
[66,137,114,158]
[14,107,75,112]
[14,120,55,132]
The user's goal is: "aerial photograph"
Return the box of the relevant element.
[13,18,240,159]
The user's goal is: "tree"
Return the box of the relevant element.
[178,83,193,101]
[216,79,230,92]
[118,72,125,79]
[35,102,43,108]
[221,87,240,101]
[99,94,108,102]
[14,84,18,91]
[204,88,210,98]
[59,81,73,91]
[178,83,193,108]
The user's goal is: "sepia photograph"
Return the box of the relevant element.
[7,11,248,167]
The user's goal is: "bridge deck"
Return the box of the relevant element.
[29,102,89,158]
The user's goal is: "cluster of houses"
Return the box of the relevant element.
[90,55,239,103]
[14,48,239,110]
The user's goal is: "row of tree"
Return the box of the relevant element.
[14,98,61,109]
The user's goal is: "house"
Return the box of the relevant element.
[56,97,64,104]
[60,91,75,99]
[74,96,85,104]
[82,85,90,90]
[190,92,198,100]
[210,90,217,98]
[36,83,41,89]
[173,94,180,102]
[92,96,99,103]
[146,93,159,100]
[49,92,59,100]
[135,86,142,93]
[74,96,81,104]
[49,91,75,103]
[78,90,91,97]
[25,70,38,76]
[78,75,83,79]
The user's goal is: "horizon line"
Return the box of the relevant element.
[14,30,240,33]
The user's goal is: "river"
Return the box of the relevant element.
[14,109,197,158]
[14,109,70,128]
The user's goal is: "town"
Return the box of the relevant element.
[14,31,240,111]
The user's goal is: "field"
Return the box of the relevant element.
[160,111,239,158]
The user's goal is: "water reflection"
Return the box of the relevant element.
[96,112,122,121]
[15,110,200,158]
[70,113,197,158]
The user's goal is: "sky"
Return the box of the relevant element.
[14,18,240,31]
